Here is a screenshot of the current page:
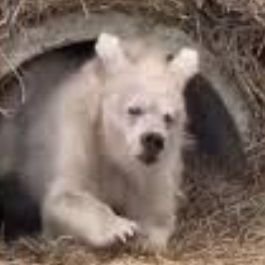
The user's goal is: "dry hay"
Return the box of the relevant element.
[1,1,265,264]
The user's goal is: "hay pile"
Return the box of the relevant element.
[1,1,265,264]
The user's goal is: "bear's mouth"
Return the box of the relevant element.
[137,152,158,165]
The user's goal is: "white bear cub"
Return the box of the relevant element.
[34,33,199,252]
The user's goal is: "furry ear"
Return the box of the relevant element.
[95,33,128,73]
[169,47,199,83]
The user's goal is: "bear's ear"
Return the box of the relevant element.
[95,33,128,74]
[169,47,199,84]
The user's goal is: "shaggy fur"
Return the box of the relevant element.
[0,33,199,252]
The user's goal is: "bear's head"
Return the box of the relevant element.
[96,33,199,169]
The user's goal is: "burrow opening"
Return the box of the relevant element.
[0,40,248,241]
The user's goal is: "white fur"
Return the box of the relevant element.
[95,33,128,73]
[6,33,199,252]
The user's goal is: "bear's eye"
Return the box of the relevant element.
[163,113,174,127]
[128,106,143,116]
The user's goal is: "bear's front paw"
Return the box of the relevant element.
[136,227,170,254]
[103,216,139,246]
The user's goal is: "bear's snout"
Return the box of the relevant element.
[138,132,165,165]
[141,132,165,155]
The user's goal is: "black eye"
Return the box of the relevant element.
[128,106,143,116]
[163,113,174,126]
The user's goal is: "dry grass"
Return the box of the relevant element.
[1,0,265,264]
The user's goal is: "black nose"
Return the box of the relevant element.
[141,133,165,153]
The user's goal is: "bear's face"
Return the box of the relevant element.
[120,92,182,165]
[96,33,199,168]
[102,68,185,166]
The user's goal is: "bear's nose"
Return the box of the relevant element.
[141,132,165,153]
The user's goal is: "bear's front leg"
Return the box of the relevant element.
[42,186,139,248]
[132,176,177,253]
